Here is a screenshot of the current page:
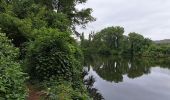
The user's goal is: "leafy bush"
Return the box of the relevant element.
[0,33,27,99]
[41,80,91,100]
[24,28,89,99]
[25,28,83,81]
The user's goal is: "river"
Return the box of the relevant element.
[84,56,170,100]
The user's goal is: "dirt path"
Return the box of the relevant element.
[27,85,45,100]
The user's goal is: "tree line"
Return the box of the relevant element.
[81,26,170,57]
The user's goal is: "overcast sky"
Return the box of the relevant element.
[77,0,170,40]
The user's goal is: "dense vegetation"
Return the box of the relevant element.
[0,33,27,99]
[81,26,170,57]
[0,0,94,99]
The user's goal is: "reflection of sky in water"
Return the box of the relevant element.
[88,66,170,100]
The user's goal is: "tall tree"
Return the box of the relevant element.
[94,26,124,49]
[128,32,145,55]
[0,0,95,46]
[34,0,95,34]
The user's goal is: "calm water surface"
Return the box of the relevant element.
[84,56,170,100]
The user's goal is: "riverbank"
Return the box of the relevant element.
[26,79,91,100]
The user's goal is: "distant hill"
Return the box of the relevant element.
[154,39,170,44]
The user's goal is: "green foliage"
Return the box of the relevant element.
[98,45,111,55]
[0,0,94,98]
[25,28,83,81]
[0,0,94,46]
[12,0,35,19]
[24,27,86,98]
[44,11,71,31]
[0,5,70,46]
[81,26,125,55]
[42,80,91,100]
[82,26,153,57]
[0,0,95,100]
[0,13,32,46]
[0,33,27,99]
[128,32,145,55]
[144,43,170,57]
[93,26,124,50]
[35,0,95,28]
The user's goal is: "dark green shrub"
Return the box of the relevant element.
[25,28,83,81]
[0,33,27,99]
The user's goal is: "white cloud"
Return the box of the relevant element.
[77,0,170,40]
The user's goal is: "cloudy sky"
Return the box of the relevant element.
[77,0,170,40]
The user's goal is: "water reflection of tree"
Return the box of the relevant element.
[84,75,104,100]
[85,55,170,83]
[93,56,125,83]
[127,57,150,78]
